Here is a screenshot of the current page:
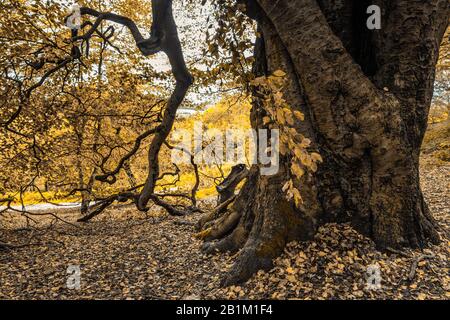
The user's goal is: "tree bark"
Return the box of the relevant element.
[200,0,449,285]
[76,4,193,213]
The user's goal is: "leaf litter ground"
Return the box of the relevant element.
[0,163,448,299]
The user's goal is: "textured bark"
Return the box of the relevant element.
[77,4,193,213]
[216,164,249,204]
[136,2,193,210]
[201,0,449,285]
[200,19,320,285]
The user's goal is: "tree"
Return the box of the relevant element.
[1,0,448,286]
[433,27,450,110]
[0,0,198,218]
[197,0,449,285]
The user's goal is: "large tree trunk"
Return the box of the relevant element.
[199,0,449,285]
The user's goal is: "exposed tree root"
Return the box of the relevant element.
[221,246,274,287]
[198,162,319,285]
[196,196,236,231]
[202,210,243,242]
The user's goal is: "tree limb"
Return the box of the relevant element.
[76,3,193,213]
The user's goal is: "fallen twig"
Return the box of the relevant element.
[173,220,196,226]
[386,246,410,257]
[0,241,42,251]
[408,253,435,281]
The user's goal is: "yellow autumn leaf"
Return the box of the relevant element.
[273,69,286,77]
[293,147,303,159]
[311,152,323,162]
[193,228,212,239]
[293,110,304,121]
[286,275,296,282]
[292,188,303,207]
[291,162,305,178]
[284,108,294,126]
[301,154,312,167]
[282,180,292,192]
[300,138,311,148]
[276,108,286,124]
[250,76,266,86]
[288,127,298,138]
[274,91,284,106]
[279,142,288,155]
[417,293,427,300]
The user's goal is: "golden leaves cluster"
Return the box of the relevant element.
[250,70,322,207]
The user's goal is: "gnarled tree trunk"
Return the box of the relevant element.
[199,0,449,285]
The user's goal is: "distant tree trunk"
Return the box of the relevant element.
[80,168,97,215]
[124,161,137,188]
[75,131,89,214]
[200,0,449,285]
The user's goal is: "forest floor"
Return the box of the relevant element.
[0,159,449,300]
